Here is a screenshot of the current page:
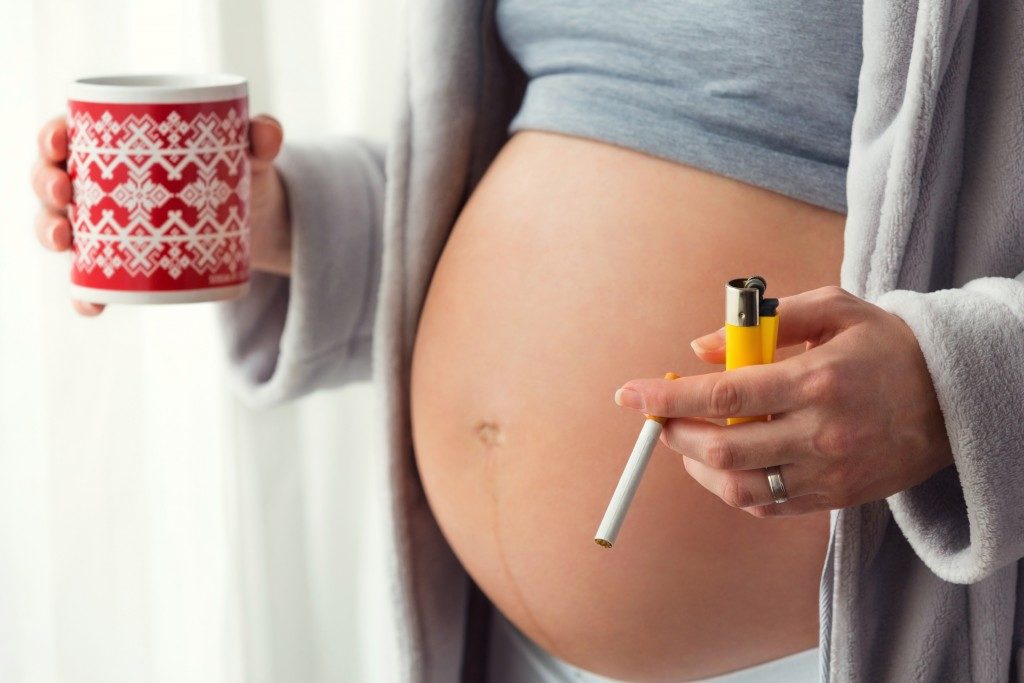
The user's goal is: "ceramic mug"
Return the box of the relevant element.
[67,74,250,304]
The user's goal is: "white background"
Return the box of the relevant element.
[0,1,400,681]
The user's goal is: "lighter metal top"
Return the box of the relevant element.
[726,277,765,327]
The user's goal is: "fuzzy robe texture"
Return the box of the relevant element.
[218,0,1024,681]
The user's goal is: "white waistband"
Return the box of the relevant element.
[486,608,820,683]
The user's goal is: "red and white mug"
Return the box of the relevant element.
[67,74,250,304]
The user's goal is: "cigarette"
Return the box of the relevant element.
[595,371,679,548]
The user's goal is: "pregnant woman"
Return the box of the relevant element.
[31,1,1024,682]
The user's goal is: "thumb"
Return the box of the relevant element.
[249,114,284,171]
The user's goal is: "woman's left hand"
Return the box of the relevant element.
[613,286,955,517]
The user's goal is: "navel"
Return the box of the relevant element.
[475,420,505,448]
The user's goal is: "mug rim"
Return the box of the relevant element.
[69,73,247,104]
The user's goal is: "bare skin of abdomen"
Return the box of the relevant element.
[409,131,843,682]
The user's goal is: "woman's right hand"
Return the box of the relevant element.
[30,114,293,316]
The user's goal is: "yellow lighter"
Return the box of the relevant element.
[725,276,780,424]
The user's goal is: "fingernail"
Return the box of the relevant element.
[47,222,60,247]
[614,387,644,410]
[691,329,725,353]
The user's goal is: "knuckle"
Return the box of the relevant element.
[820,285,861,318]
[702,433,735,470]
[709,378,742,416]
[813,422,856,458]
[720,475,754,509]
[801,363,843,403]
[819,285,850,303]
[819,286,843,301]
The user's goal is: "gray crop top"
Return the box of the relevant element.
[496,1,863,214]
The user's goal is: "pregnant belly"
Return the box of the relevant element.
[409,131,843,681]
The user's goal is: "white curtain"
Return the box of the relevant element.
[0,1,400,681]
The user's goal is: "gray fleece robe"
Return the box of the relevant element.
[218,0,1024,681]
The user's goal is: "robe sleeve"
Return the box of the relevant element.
[876,273,1024,583]
[216,137,386,408]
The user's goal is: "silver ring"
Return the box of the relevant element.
[765,466,789,504]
